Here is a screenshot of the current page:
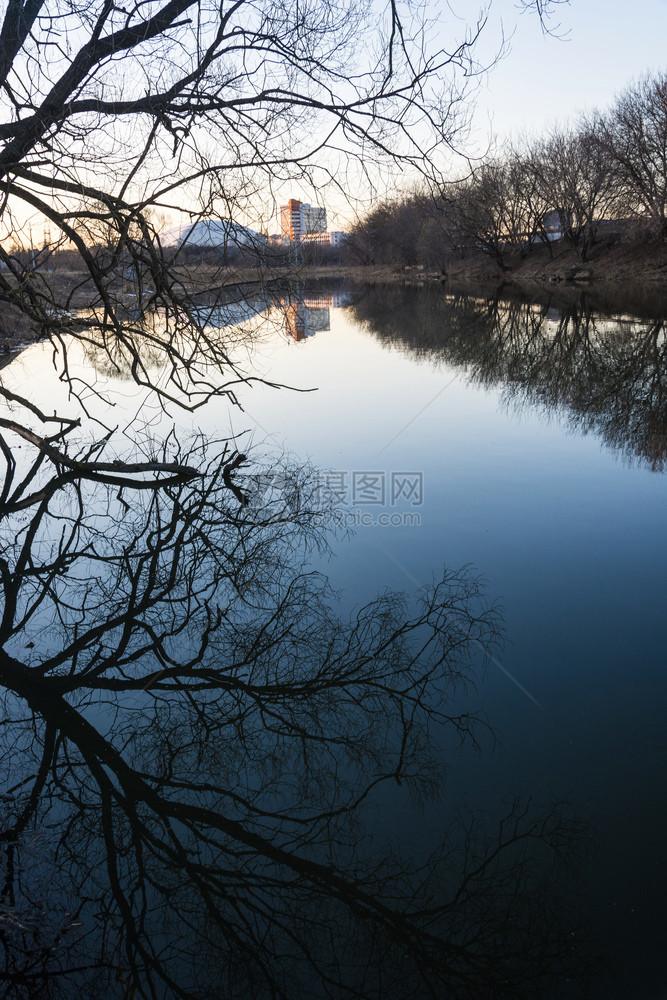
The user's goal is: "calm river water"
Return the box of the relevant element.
[211,281,666,999]
[3,279,666,998]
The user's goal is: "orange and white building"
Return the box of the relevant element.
[280,199,327,241]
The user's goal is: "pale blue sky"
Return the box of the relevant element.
[471,0,667,143]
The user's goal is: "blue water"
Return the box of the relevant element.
[4,283,666,996]
[204,287,667,998]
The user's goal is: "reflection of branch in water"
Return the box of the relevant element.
[0,436,593,999]
[351,286,667,471]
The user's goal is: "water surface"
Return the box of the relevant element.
[1,280,665,997]
[214,283,667,999]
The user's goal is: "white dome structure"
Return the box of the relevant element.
[178,219,267,251]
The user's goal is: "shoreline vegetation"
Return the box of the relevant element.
[2,236,667,357]
[342,237,667,288]
[331,236,667,315]
[338,70,667,314]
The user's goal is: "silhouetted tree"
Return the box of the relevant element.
[527,125,620,260]
[0,3,596,995]
[444,162,516,270]
[0,0,506,417]
[0,426,592,999]
[347,190,457,270]
[597,72,667,240]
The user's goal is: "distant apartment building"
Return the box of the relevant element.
[280,199,327,241]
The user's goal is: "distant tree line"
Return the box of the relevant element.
[347,72,667,269]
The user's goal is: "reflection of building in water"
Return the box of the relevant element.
[303,294,347,308]
[282,292,350,341]
[284,303,330,341]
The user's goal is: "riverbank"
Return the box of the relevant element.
[326,236,667,286]
[319,240,667,317]
[2,240,666,356]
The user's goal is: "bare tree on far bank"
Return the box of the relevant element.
[595,72,667,241]
[347,71,667,274]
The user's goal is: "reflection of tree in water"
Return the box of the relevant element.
[76,290,277,385]
[0,418,592,997]
[350,286,667,471]
[76,284,350,382]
